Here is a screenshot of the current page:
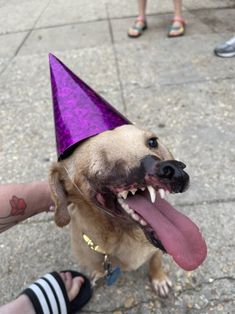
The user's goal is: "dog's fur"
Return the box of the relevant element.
[49,124,184,296]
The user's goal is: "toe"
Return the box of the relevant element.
[151,277,172,297]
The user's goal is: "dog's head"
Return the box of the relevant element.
[49,124,206,271]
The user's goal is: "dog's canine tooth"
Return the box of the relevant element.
[130,188,137,195]
[147,185,157,203]
[140,219,147,226]
[131,213,140,221]
[159,188,165,199]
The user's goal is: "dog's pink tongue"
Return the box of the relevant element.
[126,195,207,271]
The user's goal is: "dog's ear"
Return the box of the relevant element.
[49,163,71,227]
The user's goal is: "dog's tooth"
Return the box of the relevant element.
[125,206,134,215]
[121,202,133,215]
[141,187,146,191]
[131,213,140,221]
[117,197,124,204]
[130,188,137,195]
[159,188,165,199]
[119,190,128,199]
[128,208,134,215]
[140,219,147,226]
[147,185,157,203]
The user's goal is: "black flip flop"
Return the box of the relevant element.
[22,270,92,314]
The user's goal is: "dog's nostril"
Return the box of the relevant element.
[156,162,176,179]
[161,165,175,179]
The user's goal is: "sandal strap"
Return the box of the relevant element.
[23,272,69,314]
[136,15,146,22]
[132,18,147,30]
[132,24,145,32]
[172,17,186,25]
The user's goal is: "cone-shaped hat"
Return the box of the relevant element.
[49,54,131,159]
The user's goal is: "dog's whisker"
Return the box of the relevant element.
[63,166,117,218]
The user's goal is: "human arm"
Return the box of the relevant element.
[0,181,54,233]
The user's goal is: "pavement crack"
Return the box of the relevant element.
[14,0,52,57]
[0,0,52,78]
[175,197,235,208]
[105,2,127,114]
[176,276,235,297]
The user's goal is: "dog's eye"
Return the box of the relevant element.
[148,137,158,149]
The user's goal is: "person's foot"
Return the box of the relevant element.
[128,16,147,38]
[214,36,235,58]
[168,17,186,37]
[1,271,92,314]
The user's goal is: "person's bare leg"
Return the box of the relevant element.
[0,182,54,233]
[173,0,183,18]
[0,272,84,314]
[128,0,148,37]
[138,0,147,17]
[168,0,185,37]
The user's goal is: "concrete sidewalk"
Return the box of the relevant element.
[0,0,235,313]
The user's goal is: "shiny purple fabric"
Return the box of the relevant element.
[49,54,131,159]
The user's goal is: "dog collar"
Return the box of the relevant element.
[82,233,106,254]
[82,233,121,286]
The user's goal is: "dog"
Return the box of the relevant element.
[49,124,206,297]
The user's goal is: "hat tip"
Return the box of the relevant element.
[48,53,57,63]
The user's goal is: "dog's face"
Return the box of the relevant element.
[50,124,206,271]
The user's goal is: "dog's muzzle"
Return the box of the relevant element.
[141,156,189,193]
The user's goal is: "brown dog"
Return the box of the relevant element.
[49,124,206,297]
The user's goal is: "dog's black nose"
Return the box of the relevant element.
[155,160,189,193]
[141,156,189,193]
[156,161,186,179]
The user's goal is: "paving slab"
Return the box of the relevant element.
[0,32,28,57]
[111,12,212,45]
[0,47,120,103]
[123,78,235,204]
[0,89,124,184]
[115,33,235,89]
[106,0,180,19]
[184,0,235,10]
[19,21,111,56]
[0,57,9,74]
[0,0,49,34]
[0,201,234,313]
[193,8,235,33]
[35,0,107,28]
[0,0,235,313]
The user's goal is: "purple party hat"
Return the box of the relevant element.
[49,54,131,159]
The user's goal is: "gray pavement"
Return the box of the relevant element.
[0,0,235,313]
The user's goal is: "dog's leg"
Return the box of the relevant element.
[149,251,172,297]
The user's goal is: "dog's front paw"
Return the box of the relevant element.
[151,276,172,297]
[91,271,105,287]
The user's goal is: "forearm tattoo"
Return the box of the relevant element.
[0,195,27,232]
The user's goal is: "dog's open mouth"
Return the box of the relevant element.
[114,184,207,271]
[94,158,207,271]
